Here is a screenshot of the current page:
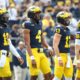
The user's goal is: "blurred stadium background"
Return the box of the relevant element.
[0,0,80,80]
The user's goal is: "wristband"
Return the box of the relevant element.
[48,46,52,50]
[30,56,35,60]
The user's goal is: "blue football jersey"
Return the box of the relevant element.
[54,26,70,53]
[24,21,42,48]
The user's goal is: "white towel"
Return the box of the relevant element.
[73,56,77,66]
[66,54,71,68]
[0,50,7,67]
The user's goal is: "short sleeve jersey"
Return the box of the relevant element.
[54,26,70,53]
[0,26,10,50]
[24,21,42,48]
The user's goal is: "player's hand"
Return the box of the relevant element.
[31,59,37,68]
[58,59,63,66]
[58,57,63,66]
[30,56,37,68]
[17,57,24,65]
[48,46,54,56]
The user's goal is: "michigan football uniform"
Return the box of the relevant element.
[0,26,11,77]
[24,21,51,76]
[75,26,80,78]
[54,26,73,78]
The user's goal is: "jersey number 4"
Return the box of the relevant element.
[36,30,41,43]
[3,33,9,46]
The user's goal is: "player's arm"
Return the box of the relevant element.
[75,38,80,62]
[8,39,24,65]
[41,32,53,55]
[75,32,80,60]
[75,38,80,69]
[23,28,37,68]
[74,21,80,68]
[53,28,63,66]
[53,33,61,57]
[75,45,80,60]
[22,22,33,57]
[41,32,50,48]
[23,29,33,57]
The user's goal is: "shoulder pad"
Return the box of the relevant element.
[55,26,63,35]
[22,21,31,29]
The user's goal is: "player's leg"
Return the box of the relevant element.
[53,54,68,80]
[0,57,11,80]
[64,55,73,80]
[27,48,41,80]
[40,52,52,80]
[44,72,52,80]
[75,69,80,80]
[53,65,64,80]
[76,78,80,80]
[30,75,38,80]
[27,57,39,80]
[0,77,2,80]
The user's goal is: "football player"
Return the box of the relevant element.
[75,20,80,80]
[23,6,53,80]
[0,8,23,80]
[53,11,73,80]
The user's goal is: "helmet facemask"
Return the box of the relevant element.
[63,17,70,26]
[33,12,41,23]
